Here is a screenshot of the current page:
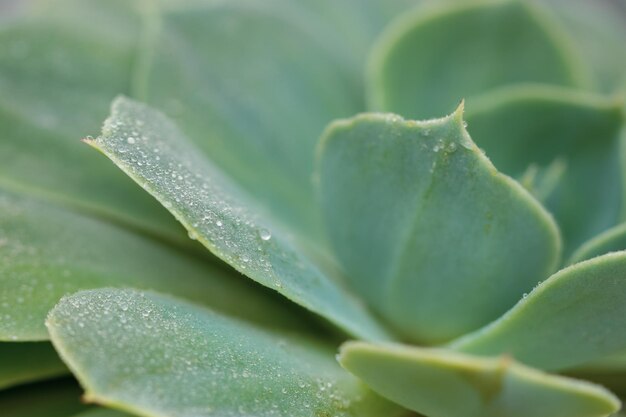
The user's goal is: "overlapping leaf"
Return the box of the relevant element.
[316,106,560,343]
[450,252,626,370]
[339,342,619,417]
[88,97,391,341]
[367,0,587,119]
[463,85,625,253]
[0,2,185,244]
[47,288,404,417]
[0,188,303,341]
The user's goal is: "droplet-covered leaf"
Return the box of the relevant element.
[88,97,392,342]
[0,188,302,341]
[450,252,626,371]
[339,342,619,417]
[47,288,404,417]
[316,106,560,343]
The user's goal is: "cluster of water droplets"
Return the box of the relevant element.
[49,289,361,417]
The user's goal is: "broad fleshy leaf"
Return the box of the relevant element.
[567,351,626,399]
[47,288,404,417]
[87,97,391,342]
[368,0,587,119]
[450,252,626,370]
[540,0,626,92]
[138,0,362,242]
[316,106,560,343]
[0,342,67,389]
[0,378,89,417]
[339,341,620,417]
[0,5,185,244]
[570,223,626,264]
[464,85,625,253]
[0,188,303,341]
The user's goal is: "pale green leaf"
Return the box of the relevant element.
[368,0,587,119]
[0,188,303,341]
[339,341,620,417]
[0,378,88,417]
[464,85,625,253]
[569,223,626,264]
[567,351,626,400]
[138,0,362,242]
[450,252,626,370]
[0,6,185,244]
[540,0,626,92]
[316,105,560,343]
[0,342,67,390]
[88,97,391,342]
[47,288,404,417]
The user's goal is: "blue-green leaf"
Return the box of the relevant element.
[464,85,625,253]
[316,105,560,343]
[450,252,626,370]
[87,97,391,342]
[368,0,587,119]
[47,288,404,417]
[570,223,626,264]
[339,341,620,417]
[0,188,302,341]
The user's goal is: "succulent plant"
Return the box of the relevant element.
[2,0,626,416]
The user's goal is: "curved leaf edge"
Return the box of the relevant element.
[366,0,591,113]
[339,341,621,416]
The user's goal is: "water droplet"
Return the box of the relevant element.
[259,229,272,241]
[446,143,457,153]
[127,136,136,144]
[188,230,198,240]
[216,220,223,227]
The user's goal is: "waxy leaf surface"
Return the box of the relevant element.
[0,6,185,244]
[316,108,560,343]
[0,188,302,341]
[464,85,625,253]
[89,97,391,342]
[570,223,626,264]
[450,252,626,370]
[339,342,619,417]
[368,0,586,119]
[47,288,402,417]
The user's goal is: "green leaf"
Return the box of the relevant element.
[0,342,67,389]
[569,223,626,264]
[539,0,626,92]
[450,252,626,370]
[138,0,363,242]
[567,351,626,399]
[316,105,560,343]
[71,409,135,417]
[368,0,587,119]
[0,378,89,417]
[464,85,625,253]
[87,96,392,342]
[47,288,404,417]
[0,187,303,341]
[338,341,620,417]
[0,6,185,244]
